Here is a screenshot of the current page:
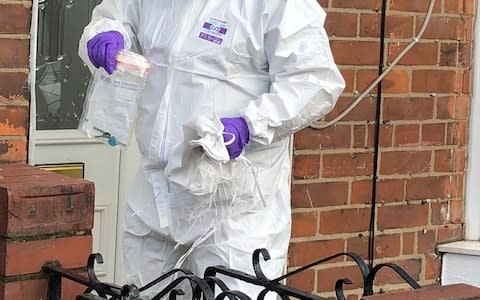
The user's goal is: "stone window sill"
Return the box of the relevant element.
[437,240,480,256]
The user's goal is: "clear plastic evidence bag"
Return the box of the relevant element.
[78,50,150,148]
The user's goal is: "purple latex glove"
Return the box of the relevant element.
[220,117,250,159]
[87,30,125,75]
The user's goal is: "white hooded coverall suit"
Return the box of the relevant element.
[79,0,345,298]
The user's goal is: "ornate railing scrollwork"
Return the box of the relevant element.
[42,249,421,300]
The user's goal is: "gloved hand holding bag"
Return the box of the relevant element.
[220,117,250,159]
[87,30,125,74]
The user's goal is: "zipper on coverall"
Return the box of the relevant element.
[159,1,205,165]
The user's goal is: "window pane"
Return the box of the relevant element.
[35,0,101,130]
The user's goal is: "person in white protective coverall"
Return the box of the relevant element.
[79,0,345,298]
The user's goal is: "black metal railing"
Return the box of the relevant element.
[42,248,421,300]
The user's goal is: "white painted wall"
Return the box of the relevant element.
[439,242,480,287]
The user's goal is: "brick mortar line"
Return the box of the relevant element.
[290,231,371,242]
[292,176,372,184]
[290,224,462,242]
[416,279,439,286]
[291,197,462,214]
[326,7,469,15]
[430,150,437,174]
[383,92,471,99]
[345,284,416,298]
[294,176,374,182]
[350,65,469,71]
[292,204,374,213]
[0,105,29,110]
[337,66,467,72]
[389,12,471,18]
[412,230,419,262]
[293,175,462,185]
[341,93,468,98]
[380,145,466,151]
[343,254,424,267]
[294,148,373,155]
[324,8,470,17]
[375,280,439,291]
[382,120,468,125]
[322,7,384,12]
[318,290,364,299]
[0,266,87,283]
[0,34,30,39]
[294,145,466,155]
[295,175,373,181]
[420,250,427,282]
[387,40,470,45]
[319,290,365,299]
[373,172,465,179]
[329,36,383,42]
[287,259,366,272]
[403,198,463,205]
[378,224,463,235]
[290,231,461,250]
[380,145,467,155]
[383,65,468,71]
[292,196,462,207]
[0,1,31,5]
[293,145,466,154]
[291,231,392,242]
[0,68,29,72]
[339,66,379,71]
[329,36,468,42]
[309,120,375,126]
[308,120,463,128]
[288,254,425,271]
[0,101,29,107]
[0,136,28,141]
[382,198,460,206]
[312,120,468,128]
[338,62,471,70]
[1,230,91,242]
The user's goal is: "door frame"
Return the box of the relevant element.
[28,0,140,284]
[28,0,38,164]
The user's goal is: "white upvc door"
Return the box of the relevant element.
[29,0,139,284]
[31,130,140,284]
[33,130,122,283]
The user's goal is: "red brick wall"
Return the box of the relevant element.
[0,2,31,163]
[289,0,474,298]
[0,0,476,298]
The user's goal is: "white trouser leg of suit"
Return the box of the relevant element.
[184,204,291,299]
[123,170,190,297]
[124,164,291,299]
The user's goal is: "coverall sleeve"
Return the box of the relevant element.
[242,0,345,145]
[78,0,142,73]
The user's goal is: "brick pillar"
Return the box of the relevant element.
[0,2,31,163]
[0,164,95,300]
